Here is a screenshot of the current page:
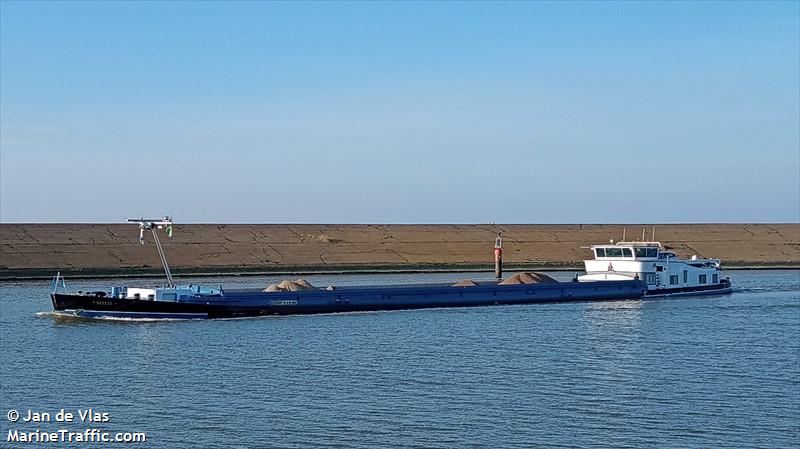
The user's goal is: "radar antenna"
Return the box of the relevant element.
[127,216,175,287]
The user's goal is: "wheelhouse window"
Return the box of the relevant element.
[670,275,678,285]
[699,274,707,284]
[597,247,635,258]
[634,247,659,258]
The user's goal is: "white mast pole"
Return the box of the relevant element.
[150,227,174,287]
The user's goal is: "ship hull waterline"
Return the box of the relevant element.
[51,280,647,320]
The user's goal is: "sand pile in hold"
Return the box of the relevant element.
[498,272,559,285]
[452,279,479,287]
[263,279,318,292]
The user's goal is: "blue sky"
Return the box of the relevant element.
[1,1,798,223]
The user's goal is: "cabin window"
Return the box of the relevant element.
[713,274,719,283]
[645,273,656,284]
[670,275,679,285]
[621,248,632,257]
[606,248,623,257]
[683,270,688,283]
[634,247,659,258]
[699,274,707,284]
[656,266,664,272]
[595,248,606,257]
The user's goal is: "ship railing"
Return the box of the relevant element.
[584,270,641,279]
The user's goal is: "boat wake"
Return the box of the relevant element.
[34,308,451,323]
[734,285,800,294]
[34,311,192,322]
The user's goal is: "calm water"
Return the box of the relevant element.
[1,270,798,448]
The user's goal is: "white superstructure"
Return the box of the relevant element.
[577,241,730,296]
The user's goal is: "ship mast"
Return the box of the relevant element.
[127,216,174,287]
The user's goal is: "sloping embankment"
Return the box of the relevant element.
[1,223,798,279]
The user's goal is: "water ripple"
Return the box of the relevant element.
[1,270,798,448]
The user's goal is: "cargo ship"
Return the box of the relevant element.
[49,217,648,320]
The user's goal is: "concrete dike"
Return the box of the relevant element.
[1,223,798,279]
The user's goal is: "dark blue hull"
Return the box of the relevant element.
[644,279,732,298]
[52,280,647,319]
